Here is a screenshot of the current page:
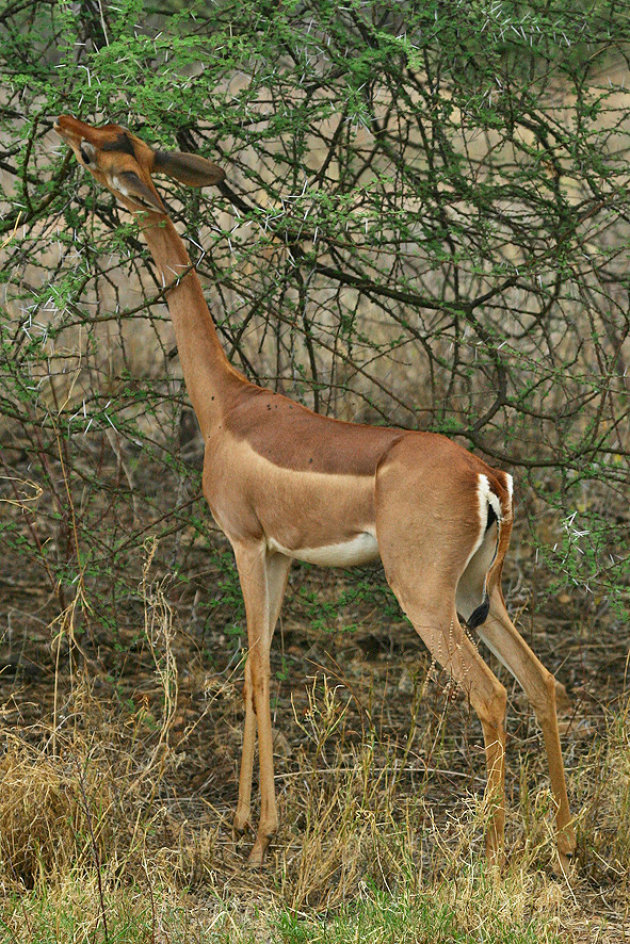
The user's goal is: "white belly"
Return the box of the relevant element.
[267,531,379,567]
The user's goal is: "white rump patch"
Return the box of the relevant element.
[480,473,502,523]
[456,473,503,621]
[267,530,379,567]
[505,471,513,501]
[461,474,501,573]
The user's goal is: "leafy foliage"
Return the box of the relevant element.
[1,0,628,642]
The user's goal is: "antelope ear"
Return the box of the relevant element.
[153,149,225,187]
[111,170,165,213]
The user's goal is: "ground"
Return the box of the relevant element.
[1,489,628,942]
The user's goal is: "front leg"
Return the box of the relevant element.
[233,656,256,835]
[232,541,290,865]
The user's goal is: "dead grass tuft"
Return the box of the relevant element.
[0,567,220,900]
[1,676,629,941]
[0,736,115,890]
[574,696,630,891]
[0,680,186,898]
[1,589,628,940]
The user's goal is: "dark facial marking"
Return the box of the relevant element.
[114,170,162,211]
[101,132,136,156]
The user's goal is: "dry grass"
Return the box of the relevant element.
[1,466,627,941]
[1,595,628,943]
[0,479,627,944]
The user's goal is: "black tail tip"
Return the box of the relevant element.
[467,595,490,630]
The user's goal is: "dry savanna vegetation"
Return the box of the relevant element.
[1,2,629,942]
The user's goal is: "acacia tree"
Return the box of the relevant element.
[1,0,628,644]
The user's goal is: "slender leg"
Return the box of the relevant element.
[231,542,290,865]
[233,655,256,834]
[477,587,576,865]
[375,463,509,863]
[398,598,508,862]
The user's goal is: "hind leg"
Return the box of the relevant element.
[377,536,507,858]
[375,464,510,861]
[392,589,508,862]
[477,587,576,866]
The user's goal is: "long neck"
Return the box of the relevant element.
[139,214,245,438]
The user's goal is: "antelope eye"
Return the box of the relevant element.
[80,145,91,164]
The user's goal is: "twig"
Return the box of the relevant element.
[77,763,110,944]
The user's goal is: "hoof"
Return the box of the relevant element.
[246,841,266,869]
[553,848,576,877]
[246,829,275,868]
[233,812,252,837]
[557,823,577,859]
[485,849,506,878]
